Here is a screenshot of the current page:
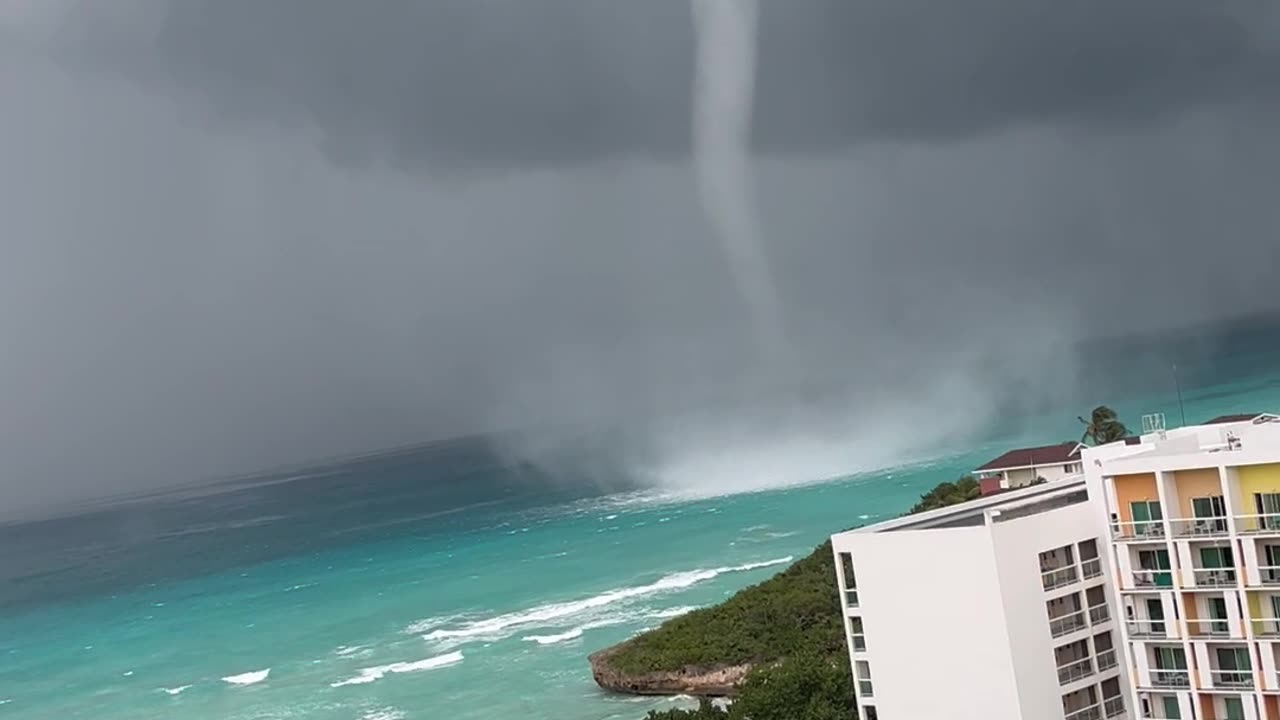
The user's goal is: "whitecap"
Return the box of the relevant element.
[221,669,270,686]
[421,557,791,645]
[765,531,799,539]
[161,685,191,696]
[858,514,871,520]
[329,651,463,688]
[361,709,407,720]
[522,627,584,645]
[334,645,372,658]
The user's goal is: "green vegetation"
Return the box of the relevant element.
[644,653,857,720]
[610,540,844,674]
[619,474,984,720]
[907,475,979,514]
[1079,405,1129,445]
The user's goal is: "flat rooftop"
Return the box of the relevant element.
[840,475,1089,535]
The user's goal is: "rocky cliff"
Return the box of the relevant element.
[588,644,752,697]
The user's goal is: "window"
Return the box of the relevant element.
[1136,549,1172,587]
[1191,496,1228,533]
[1154,646,1186,670]
[1130,500,1163,536]
[1256,492,1280,530]
[1199,545,1235,569]
[1208,597,1229,634]
[1223,696,1245,720]
[839,553,859,607]
[849,617,866,652]
[1161,697,1181,719]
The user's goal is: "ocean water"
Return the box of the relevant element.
[3,323,1279,720]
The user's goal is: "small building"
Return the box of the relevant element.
[976,441,1086,494]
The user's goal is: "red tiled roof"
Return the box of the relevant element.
[974,441,1082,472]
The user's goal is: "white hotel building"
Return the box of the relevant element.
[833,413,1280,720]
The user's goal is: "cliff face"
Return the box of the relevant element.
[588,645,751,697]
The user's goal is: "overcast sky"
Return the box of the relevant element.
[2,0,1278,514]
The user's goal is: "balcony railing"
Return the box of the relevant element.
[1233,513,1280,534]
[1081,558,1103,580]
[1185,618,1233,638]
[1043,565,1081,591]
[1150,670,1191,688]
[1209,669,1254,689]
[1111,520,1166,542]
[1064,704,1103,720]
[1058,656,1095,685]
[1251,618,1280,637]
[1096,649,1118,672]
[1088,603,1111,625]
[1191,568,1237,587]
[1126,619,1171,639]
[1256,565,1280,586]
[1130,569,1174,589]
[1169,516,1229,538]
[1050,610,1088,638]
[1103,695,1125,718]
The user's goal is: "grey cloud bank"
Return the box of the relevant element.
[1,1,1278,514]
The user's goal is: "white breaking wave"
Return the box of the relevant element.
[421,557,791,645]
[361,708,407,720]
[221,669,270,686]
[330,651,463,688]
[522,627,584,645]
[160,685,192,696]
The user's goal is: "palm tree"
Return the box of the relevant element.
[1079,405,1129,445]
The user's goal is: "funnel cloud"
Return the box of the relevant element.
[0,1,1278,515]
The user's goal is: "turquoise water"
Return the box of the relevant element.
[2,329,1279,719]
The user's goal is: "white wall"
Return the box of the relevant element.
[834,526,1024,720]
[989,500,1125,718]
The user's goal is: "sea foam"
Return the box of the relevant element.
[221,669,270,686]
[330,651,463,688]
[419,557,791,645]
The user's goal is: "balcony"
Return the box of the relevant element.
[1185,619,1234,639]
[1103,695,1125,719]
[1191,568,1237,587]
[1112,520,1166,542]
[1209,669,1254,689]
[1149,670,1191,689]
[1064,704,1103,720]
[1096,649,1118,672]
[1058,656,1095,685]
[1050,610,1089,638]
[1044,565,1081,592]
[1088,603,1111,626]
[1082,558,1103,580]
[1251,618,1280,637]
[1255,566,1280,587]
[1129,569,1174,590]
[1233,513,1280,535]
[1127,619,1172,639]
[1169,517,1229,538]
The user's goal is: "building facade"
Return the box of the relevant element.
[975,441,1086,494]
[832,478,1128,720]
[1086,415,1280,720]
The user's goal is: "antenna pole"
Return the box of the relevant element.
[1173,363,1187,427]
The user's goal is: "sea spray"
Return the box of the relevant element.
[690,0,782,354]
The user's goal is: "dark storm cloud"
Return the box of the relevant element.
[62,0,1280,172]
[1,1,1279,517]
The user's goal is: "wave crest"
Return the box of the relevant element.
[330,651,463,688]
